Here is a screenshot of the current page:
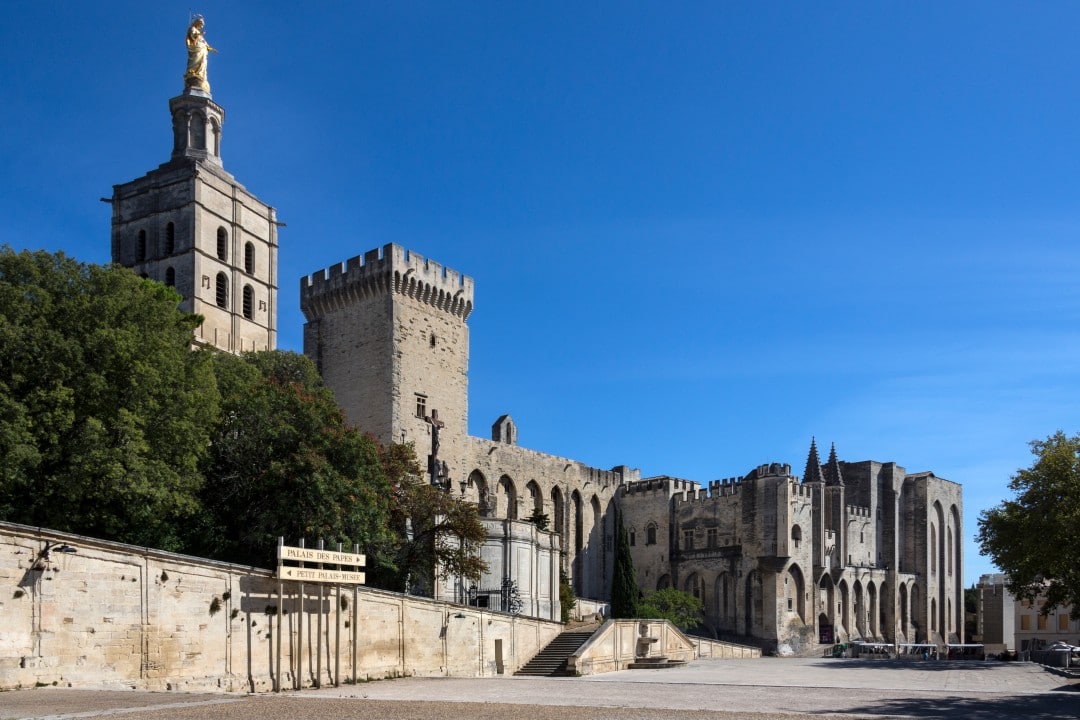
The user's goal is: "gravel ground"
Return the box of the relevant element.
[2,658,1077,720]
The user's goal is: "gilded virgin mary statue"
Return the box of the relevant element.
[184,15,217,92]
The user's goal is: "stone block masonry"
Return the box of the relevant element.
[0,522,561,692]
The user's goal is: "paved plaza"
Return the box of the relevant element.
[1,658,1077,720]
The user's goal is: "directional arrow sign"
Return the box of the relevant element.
[278,545,365,567]
[277,566,366,584]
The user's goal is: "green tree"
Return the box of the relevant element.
[610,509,640,618]
[977,431,1080,618]
[192,351,393,567]
[559,568,576,623]
[0,248,216,550]
[639,587,704,631]
[367,442,487,594]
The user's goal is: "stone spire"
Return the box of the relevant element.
[803,437,825,484]
[823,442,844,486]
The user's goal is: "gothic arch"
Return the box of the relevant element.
[867,580,878,637]
[818,572,835,626]
[853,579,865,638]
[550,486,564,537]
[786,563,806,622]
[469,470,491,517]
[525,480,542,517]
[837,579,851,639]
[498,474,517,520]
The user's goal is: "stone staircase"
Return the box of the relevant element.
[514,630,596,676]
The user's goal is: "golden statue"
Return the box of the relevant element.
[184,15,217,93]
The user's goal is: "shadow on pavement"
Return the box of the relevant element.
[837,690,1080,720]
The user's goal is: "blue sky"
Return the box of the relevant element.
[3,2,1079,586]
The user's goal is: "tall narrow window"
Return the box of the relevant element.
[244,242,254,274]
[242,285,253,319]
[137,230,147,262]
[164,267,175,287]
[217,227,228,261]
[165,222,175,255]
[215,272,228,308]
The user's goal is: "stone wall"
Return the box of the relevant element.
[0,522,561,692]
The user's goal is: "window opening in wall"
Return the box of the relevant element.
[1020,615,1031,630]
[217,227,228,261]
[707,528,717,548]
[430,333,437,348]
[682,529,694,551]
[415,394,427,419]
[646,524,657,546]
[242,285,253,319]
[215,272,228,308]
[629,530,636,547]
[1060,614,1070,631]
[1037,614,1047,630]
[165,222,175,255]
[244,241,254,274]
[137,230,147,262]
[165,267,175,287]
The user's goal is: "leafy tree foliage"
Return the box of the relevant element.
[525,507,550,531]
[192,351,394,567]
[638,587,704,631]
[610,509,640,618]
[977,431,1080,619]
[367,442,487,594]
[0,248,215,550]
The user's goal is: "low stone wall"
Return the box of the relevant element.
[573,597,609,621]
[0,522,562,692]
[691,636,761,659]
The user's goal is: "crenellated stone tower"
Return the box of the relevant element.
[300,244,474,484]
[109,30,278,354]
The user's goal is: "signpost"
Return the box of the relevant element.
[276,538,366,692]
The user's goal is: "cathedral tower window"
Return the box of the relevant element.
[242,284,253,319]
[165,222,175,255]
[215,272,228,308]
[244,241,254,274]
[165,267,175,287]
[217,227,228,261]
[137,230,147,262]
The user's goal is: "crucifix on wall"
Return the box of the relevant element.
[426,409,450,489]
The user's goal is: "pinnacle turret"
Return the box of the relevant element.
[823,442,844,486]
[803,437,825,484]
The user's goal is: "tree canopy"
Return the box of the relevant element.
[977,431,1080,618]
[191,350,395,568]
[638,587,704,631]
[0,247,216,550]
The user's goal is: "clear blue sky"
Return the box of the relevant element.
[3,2,1079,586]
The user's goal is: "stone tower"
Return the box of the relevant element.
[300,244,474,482]
[109,51,278,353]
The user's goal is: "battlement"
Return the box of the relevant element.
[744,462,793,480]
[707,477,744,498]
[300,243,474,321]
[790,480,813,499]
[846,505,871,519]
[622,476,699,498]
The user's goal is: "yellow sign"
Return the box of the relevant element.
[278,545,366,567]
[277,566,366,584]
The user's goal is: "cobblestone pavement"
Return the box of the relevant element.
[2,658,1077,720]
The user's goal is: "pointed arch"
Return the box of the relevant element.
[786,563,806,622]
[498,474,517,520]
[550,486,564,537]
[469,470,491,517]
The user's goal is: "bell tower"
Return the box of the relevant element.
[109,17,278,353]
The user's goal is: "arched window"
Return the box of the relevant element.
[646,523,657,546]
[217,227,228,261]
[165,222,175,255]
[137,230,146,262]
[215,272,228,308]
[164,267,175,287]
[792,524,802,549]
[244,241,254,274]
[242,284,253,319]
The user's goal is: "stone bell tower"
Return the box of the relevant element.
[109,18,278,353]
